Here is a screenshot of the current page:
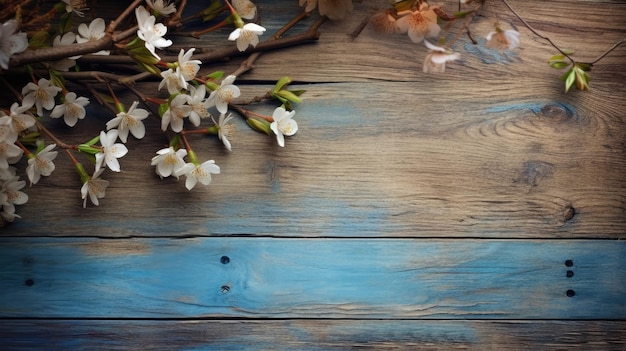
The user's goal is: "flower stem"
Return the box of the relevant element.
[500,0,575,63]
[35,120,78,151]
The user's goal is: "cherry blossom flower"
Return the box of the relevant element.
[1,174,27,221]
[135,5,172,60]
[26,142,58,185]
[51,32,81,71]
[81,167,109,207]
[95,129,128,172]
[0,19,28,70]
[213,113,235,151]
[228,23,266,52]
[151,146,187,178]
[161,94,191,132]
[62,0,89,17]
[187,85,209,126]
[177,48,201,81]
[146,0,176,16]
[423,40,461,73]
[0,114,22,168]
[270,106,298,147]
[174,159,220,190]
[395,4,440,43]
[205,75,240,114]
[106,101,149,142]
[486,28,520,51]
[369,10,399,34]
[233,0,257,20]
[299,0,353,20]
[50,92,90,127]
[0,117,21,168]
[76,18,110,55]
[22,78,62,116]
[159,67,187,94]
[0,114,18,144]
[7,102,36,133]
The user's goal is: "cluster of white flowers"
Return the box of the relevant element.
[0,0,306,221]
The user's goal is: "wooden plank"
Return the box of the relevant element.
[4,80,626,237]
[1,238,624,319]
[1,319,625,350]
[2,0,625,237]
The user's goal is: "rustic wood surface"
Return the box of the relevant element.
[1,0,625,349]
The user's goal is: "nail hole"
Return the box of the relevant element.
[566,270,574,278]
[220,285,231,294]
[220,256,230,264]
[566,289,576,297]
[24,279,34,287]
[565,259,574,267]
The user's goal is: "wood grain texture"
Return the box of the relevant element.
[1,238,624,319]
[2,1,625,238]
[1,320,625,350]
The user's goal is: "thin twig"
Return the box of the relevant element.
[589,39,624,65]
[106,0,144,34]
[500,0,574,63]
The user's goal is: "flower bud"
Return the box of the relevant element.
[246,118,271,135]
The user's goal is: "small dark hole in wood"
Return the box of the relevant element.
[566,289,576,297]
[566,270,574,278]
[220,256,230,264]
[22,257,34,265]
[24,279,34,287]
[220,285,230,294]
[565,260,573,267]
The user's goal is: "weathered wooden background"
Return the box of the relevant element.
[1,0,625,349]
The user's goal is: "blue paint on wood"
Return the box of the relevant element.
[0,238,624,319]
[485,101,576,116]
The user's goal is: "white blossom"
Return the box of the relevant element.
[177,48,201,81]
[213,113,235,151]
[7,102,36,134]
[205,75,240,114]
[0,140,23,169]
[0,20,28,70]
[486,28,520,50]
[174,160,220,190]
[95,129,128,172]
[81,167,109,207]
[50,92,89,127]
[228,23,266,52]
[161,94,191,132]
[51,32,80,71]
[233,0,257,20]
[76,18,110,55]
[423,40,461,73]
[62,0,89,17]
[395,4,440,43]
[106,101,149,142]
[1,174,28,222]
[146,0,176,16]
[187,85,209,126]
[159,67,187,94]
[151,146,187,178]
[270,106,298,147]
[26,142,58,185]
[22,78,62,116]
[135,5,172,60]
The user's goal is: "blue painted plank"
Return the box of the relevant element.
[1,320,625,350]
[0,238,624,319]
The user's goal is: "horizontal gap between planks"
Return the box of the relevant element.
[1,317,626,322]
[2,235,624,241]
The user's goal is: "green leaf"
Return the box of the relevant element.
[158,103,169,117]
[59,12,73,34]
[206,71,224,80]
[273,76,293,94]
[575,62,592,72]
[549,61,570,69]
[28,31,50,49]
[246,118,272,135]
[562,68,576,93]
[549,54,566,62]
[275,90,302,104]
